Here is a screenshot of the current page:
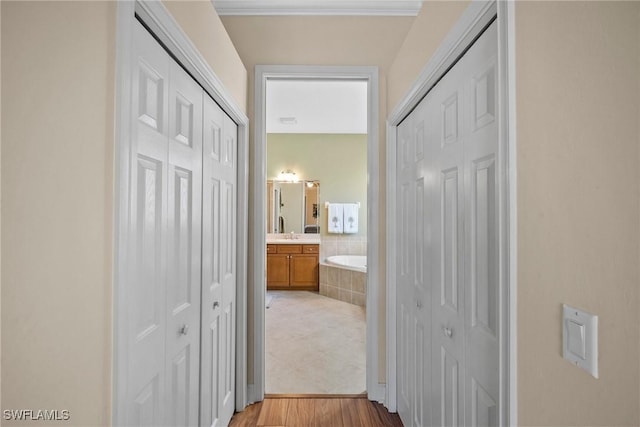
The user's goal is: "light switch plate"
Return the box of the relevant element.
[562,304,598,378]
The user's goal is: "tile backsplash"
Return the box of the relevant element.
[319,235,367,261]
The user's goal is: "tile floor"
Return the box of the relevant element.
[266,291,366,394]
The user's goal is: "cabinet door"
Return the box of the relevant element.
[289,254,319,288]
[267,254,290,288]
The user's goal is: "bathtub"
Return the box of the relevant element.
[323,255,367,273]
[319,255,367,306]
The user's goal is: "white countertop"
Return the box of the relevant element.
[267,233,320,245]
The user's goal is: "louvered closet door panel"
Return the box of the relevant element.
[128,21,170,426]
[165,60,203,427]
[462,21,500,427]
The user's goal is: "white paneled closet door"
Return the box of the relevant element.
[396,98,433,427]
[396,104,413,425]
[128,21,171,426]
[165,59,203,427]
[126,20,237,427]
[430,35,467,427]
[395,20,499,427]
[200,94,237,427]
[462,21,500,426]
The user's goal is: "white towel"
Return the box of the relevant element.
[343,203,359,234]
[327,203,344,234]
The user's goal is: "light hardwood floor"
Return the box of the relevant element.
[229,397,403,427]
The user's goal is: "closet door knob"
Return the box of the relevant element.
[213,301,220,309]
[180,324,189,336]
[442,326,453,338]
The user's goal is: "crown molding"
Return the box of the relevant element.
[212,0,422,16]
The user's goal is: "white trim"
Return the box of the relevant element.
[253,65,381,402]
[385,0,517,424]
[212,0,421,16]
[504,1,518,425]
[384,119,398,412]
[497,1,514,424]
[369,383,386,404]
[113,1,251,423]
[113,4,135,423]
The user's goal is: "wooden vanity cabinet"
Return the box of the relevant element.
[267,244,319,290]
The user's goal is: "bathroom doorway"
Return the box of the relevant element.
[253,66,381,401]
[266,78,367,395]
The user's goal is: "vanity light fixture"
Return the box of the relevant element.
[278,169,299,182]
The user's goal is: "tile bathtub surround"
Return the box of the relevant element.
[265,291,366,394]
[319,235,367,260]
[320,265,366,306]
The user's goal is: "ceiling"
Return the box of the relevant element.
[267,79,368,134]
[213,0,423,16]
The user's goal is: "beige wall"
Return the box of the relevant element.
[388,1,640,425]
[1,1,246,425]
[1,2,116,425]
[1,1,3,410]
[516,2,639,425]
[163,0,248,114]
[220,14,415,384]
[267,133,368,236]
[387,0,470,112]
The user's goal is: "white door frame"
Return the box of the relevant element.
[385,0,517,424]
[113,1,250,422]
[252,65,383,403]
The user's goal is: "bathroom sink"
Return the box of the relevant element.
[266,236,320,245]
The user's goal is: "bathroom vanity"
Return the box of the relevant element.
[266,236,319,290]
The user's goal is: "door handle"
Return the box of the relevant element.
[416,300,422,309]
[180,324,189,336]
[213,301,220,310]
[442,326,453,338]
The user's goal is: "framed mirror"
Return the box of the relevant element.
[267,180,320,234]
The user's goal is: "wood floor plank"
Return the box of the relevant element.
[285,399,315,426]
[340,398,371,427]
[361,399,387,427]
[256,399,290,426]
[229,401,262,427]
[371,401,404,427]
[355,398,380,427]
[230,397,404,427]
[314,399,344,427]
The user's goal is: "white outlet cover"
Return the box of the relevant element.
[562,304,598,378]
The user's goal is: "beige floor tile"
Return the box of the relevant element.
[265,291,366,394]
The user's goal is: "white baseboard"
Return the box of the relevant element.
[246,384,260,406]
[368,383,387,406]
